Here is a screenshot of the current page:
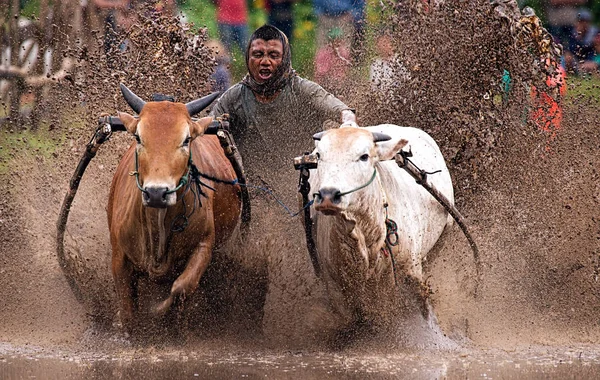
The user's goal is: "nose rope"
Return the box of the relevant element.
[129,148,148,195]
[130,148,312,217]
[130,148,193,196]
[197,171,313,217]
[312,168,378,200]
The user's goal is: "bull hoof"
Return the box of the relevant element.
[152,297,174,316]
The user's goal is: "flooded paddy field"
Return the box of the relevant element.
[3,344,600,379]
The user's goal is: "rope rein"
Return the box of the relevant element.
[131,149,314,227]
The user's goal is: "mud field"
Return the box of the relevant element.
[1,0,600,378]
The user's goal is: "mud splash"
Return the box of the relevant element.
[0,0,599,372]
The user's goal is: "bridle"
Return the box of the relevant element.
[312,168,378,200]
[129,147,193,197]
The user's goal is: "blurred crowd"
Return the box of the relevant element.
[85,0,377,91]
[542,1,600,76]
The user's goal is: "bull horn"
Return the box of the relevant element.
[120,83,146,114]
[372,132,392,142]
[313,131,327,141]
[185,92,221,116]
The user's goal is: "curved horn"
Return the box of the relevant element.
[313,131,327,141]
[372,132,392,142]
[120,83,146,114]
[185,92,221,116]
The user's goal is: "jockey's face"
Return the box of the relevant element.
[248,38,283,83]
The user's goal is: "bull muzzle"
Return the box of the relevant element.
[143,186,173,208]
[314,187,343,215]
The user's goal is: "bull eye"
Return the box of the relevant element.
[182,136,191,147]
[134,134,141,144]
[316,152,321,160]
[359,153,369,162]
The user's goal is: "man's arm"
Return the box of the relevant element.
[209,85,247,138]
[209,88,233,118]
[341,109,357,126]
[298,78,356,128]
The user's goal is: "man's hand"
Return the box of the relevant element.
[340,109,357,127]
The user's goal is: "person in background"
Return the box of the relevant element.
[544,0,588,48]
[266,0,296,43]
[90,0,130,57]
[314,27,350,84]
[564,8,598,73]
[313,0,365,61]
[214,0,249,54]
[369,28,411,92]
[579,31,600,75]
[207,39,232,92]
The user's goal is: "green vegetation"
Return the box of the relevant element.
[178,0,318,79]
[567,76,600,101]
[0,127,63,174]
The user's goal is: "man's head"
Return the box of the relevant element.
[248,36,284,83]
[576,9,593,34]
[243,25,295,96]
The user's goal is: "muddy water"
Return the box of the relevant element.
[3,345,600,379]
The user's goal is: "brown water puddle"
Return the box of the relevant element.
[2,344,600,379]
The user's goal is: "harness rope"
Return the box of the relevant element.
[131,148,314,235]
[375,168,401,286]
[312,168,378,200]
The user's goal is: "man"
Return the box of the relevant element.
[313,0,366,60]
[211,24,355,206]
[210,25,355,340]
[215,0,249,55]
[565,8,598,72]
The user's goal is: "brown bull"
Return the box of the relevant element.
[107,84,241,332]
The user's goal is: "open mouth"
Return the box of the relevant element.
[258,69,272,81]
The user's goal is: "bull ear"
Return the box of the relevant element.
[190,116,213,139]
[117,111,139,134]
[377,138,408,161]
[313,131,326,141]
[372,132,392,142]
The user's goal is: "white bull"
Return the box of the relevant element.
[309,124,454,330]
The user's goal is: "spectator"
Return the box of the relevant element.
[206,39,232,92]
[314,27,350,84]
[579,31,600,74]
[313,0,365,61]
[564,8,598,73]
[214,0,249,54]
[90,0,130,57]
[369,29,411,92]
[266,0,296,42]
[544,0,588,48]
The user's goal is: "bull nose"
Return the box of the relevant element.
[143,186,169,208]
[317,187,342,205]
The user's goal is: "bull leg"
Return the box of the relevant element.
[112,250,135,333]
[153,241,213,316]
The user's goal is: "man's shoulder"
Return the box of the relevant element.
[215,82,246,106]
[222,82,245,97]
[211,82,247,116]
[289,76,325,93]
